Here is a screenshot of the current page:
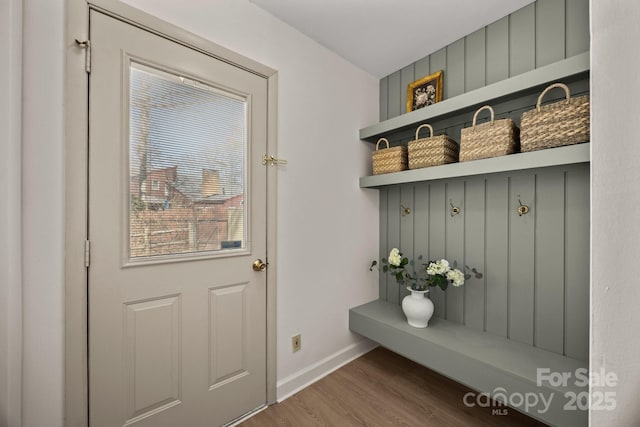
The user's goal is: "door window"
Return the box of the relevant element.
[128,62,248,259]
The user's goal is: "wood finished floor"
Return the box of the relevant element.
[239,347,547,427]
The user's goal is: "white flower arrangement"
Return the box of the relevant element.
[388,248,402,267]
[446,268,465,287]
[426,259,450,276]
[371,248,481,291]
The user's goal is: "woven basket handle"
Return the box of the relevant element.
[472,105,495,128]
[415,124,434,140]
[537,83,571,112]
[375,138,390,151]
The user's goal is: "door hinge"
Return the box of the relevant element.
[75,39,91,73]
[84,240,91,268]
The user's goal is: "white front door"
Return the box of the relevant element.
[88,10,268,426]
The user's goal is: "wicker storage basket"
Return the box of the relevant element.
[459,105,520,162]
[372,138,407,175]
[408,124,459,169]
[520,83,590,152]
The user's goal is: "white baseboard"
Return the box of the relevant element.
[276,339,378,402]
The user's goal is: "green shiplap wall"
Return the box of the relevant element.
[373,0,590,363]
[378,164,590,361]
[379,0,590,121]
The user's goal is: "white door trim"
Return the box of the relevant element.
[64,1,278,425]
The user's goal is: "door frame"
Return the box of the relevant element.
[64,1,278,425]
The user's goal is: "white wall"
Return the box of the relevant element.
[1,0,24,426]
[119,0,380,398]
[590,1,640,425]
[20,0,66,426]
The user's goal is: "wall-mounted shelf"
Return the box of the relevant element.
[360,52,590,142]
[360,143,590,188]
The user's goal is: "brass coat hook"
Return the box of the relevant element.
[449,200,461,217]
[401,204,411,216]
[517,195,530,216]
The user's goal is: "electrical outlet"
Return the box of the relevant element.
[291,334,301,352]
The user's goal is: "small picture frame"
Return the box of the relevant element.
[407,70,443,112]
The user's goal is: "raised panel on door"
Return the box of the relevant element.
[209,284,249,389]
[124,295,182,425]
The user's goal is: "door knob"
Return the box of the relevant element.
[252,259,267,272]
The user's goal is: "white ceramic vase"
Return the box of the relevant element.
[401,287,434,328]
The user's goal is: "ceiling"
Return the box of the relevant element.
[250,0,535,78]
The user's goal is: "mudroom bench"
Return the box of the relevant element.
[349,300,588,426]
